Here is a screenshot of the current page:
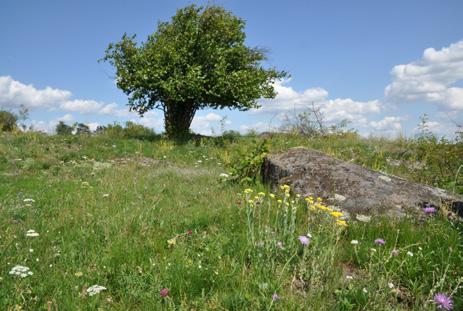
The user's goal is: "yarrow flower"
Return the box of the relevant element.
[374,238,385,245]
[23,198,35,203]
[87,285,107,296]
[26,229,39,237]
[9,265,33,278]
[160,288,169,297]
[219,173,229,178]
[351,240,359,245]
[298,235,310,246]
[434,293,453,310]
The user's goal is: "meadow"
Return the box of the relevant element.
[0,129,462,310]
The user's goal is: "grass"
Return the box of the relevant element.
[0,131,462,310]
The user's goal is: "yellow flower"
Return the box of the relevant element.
[269,193,276,199]
[330,211,344,218]
[167,238,177,246]
[317,197,322,202]
[244,188,253,194]
[277,199,282,204]
[258,192,266,197]
[280,184,290,191]
[248,199,254,205]
[336,220,348,227]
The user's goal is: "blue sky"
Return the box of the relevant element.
[1,0,462,137]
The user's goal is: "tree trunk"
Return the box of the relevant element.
[164,102,196,139]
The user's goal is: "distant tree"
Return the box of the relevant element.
[0,110,18,132]
[102,4,286,138]
[74,123,91,135]
[55,121,73,135]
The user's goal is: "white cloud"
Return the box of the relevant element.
[254,79,382,128]
[0,75,132,117]
[191,112,226,135]
[240,121,276,133]
[57,113,74,123]
[385,40,463,110]
[0,76,71,109]
[60,99,103,113]
[368,116,403,132]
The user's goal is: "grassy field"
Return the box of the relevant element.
[0,131,462,310]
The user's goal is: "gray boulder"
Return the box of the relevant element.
[261,147,462,218]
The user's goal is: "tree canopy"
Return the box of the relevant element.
[102,4,286,138]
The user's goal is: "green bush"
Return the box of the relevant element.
[0,110,18,132]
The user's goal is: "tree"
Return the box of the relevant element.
[74,123,90,135]
[102,4,286,138]
[55,121,73,135]
[0,110,18,132]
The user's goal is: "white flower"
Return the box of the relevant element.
[407,251,414,257]
[102,193,109,198]
[362,288,368,293]
[306,232,313,239]
[370,248,377,253]
[388,282,394,289]
[23,198,35,203]
[87,285,107,296]
[197,160,202,163]
[351,240,359,245]
[356,214,371,222]
[219,173,229,178]
[26,230,39,237]
[346,275,354,280]
[9,265,33,278]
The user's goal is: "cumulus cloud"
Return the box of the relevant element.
[190,112,227,135]
[0,76,71,109]
[0,75,132,117]
[254,79,382,128]
[385,40,463,110]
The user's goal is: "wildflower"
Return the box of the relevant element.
[87,285,107,296]
[346,275,354,280]
[26,230,39,237]
[277,199,282,204]
[74,271,83,277]
[298,235,310,246]
[258,192,266,197]
[423,207,437,215]
[219,173,229,178]
[406,251,414,257]
[272,293,280,301]
[269,193,276,199]
[391,249,399,256]
[280,184,290,192]
[167,238,177,247]
[388,282,394,289]
[102,193,109,198]
[356,214,371,222]
[434,293,453,310]
[374,238,385,245]
[160,288,169,297]
[244,188,253,194]
[23,198,35,203]
[276,241,284,249]
[186,229,193,235]
[362,288,368,293]
[9,265,33,278]
[336,220,348,227]
[350,240,359,245]
[330,211,343,218]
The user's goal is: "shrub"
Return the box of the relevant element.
[0,110,18,132]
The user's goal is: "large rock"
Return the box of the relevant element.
[261,147,462,218]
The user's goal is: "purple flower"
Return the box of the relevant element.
[160,288,169,297]
[434,293,453,310]
[424,207,437,215]
[298,235,310,246]
[374,238,385,245]
[272,293,280,301]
